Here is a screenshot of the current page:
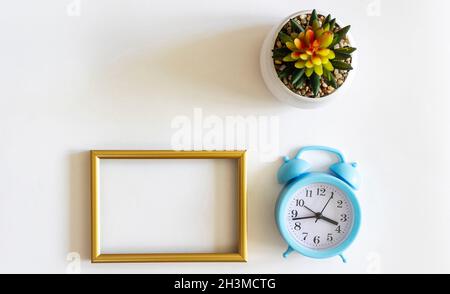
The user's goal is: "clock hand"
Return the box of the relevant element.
[315,194,334,223]
[292,215,317,221]
[303,205,324,222]
[319,215,339,226]
[304,204,338,225]
[303,205,319,215]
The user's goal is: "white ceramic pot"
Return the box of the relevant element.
[260,10,357,108]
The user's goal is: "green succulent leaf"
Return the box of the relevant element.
[312,19,321,31]
[305,67,314,77]
[290,18,304,33]
[323,14,331,27]
[279,31,293,44]
[334,52,352,61]
[323,67,331,80]
[335,46,357,54]
[323,68,337,88]
[329,18,336,30]
[309,9,318,26]
[330,25,351,48]
[311,73,321,97]
[292,68,305,85]
[330,60,353,70]
[295,75,307,89]
[328,75,337,88]
[278,65,294,79]
[272,47,291,59]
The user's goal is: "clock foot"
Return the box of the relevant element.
[283,246,295,258]
[339,254,347,263]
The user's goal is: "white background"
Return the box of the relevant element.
[0,0,450,273]
[99,159,238,254]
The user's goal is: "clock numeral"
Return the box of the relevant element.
[337,200,343,208]
[291,210,298,218]
[302,232,308,241]
[294,222,301,231]
[296,199,305,207]
[313,235,320,245]
[317,187,326,196]
[327,233,333,242]
[305,189,312,197]
[340,214,348,222]
[335,226,341,233]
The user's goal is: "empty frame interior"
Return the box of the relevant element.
[91,150,247,262]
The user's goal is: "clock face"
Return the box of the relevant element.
[285,182,354,250]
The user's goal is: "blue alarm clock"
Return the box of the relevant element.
[275,146,361,263]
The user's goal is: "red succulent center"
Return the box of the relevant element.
[302,30,320,55]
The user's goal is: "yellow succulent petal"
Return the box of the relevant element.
[283,54,296,62]
[323,61,334,71]
[315,28,324,38]
[290,33,298,39]
[328,50,336,59]
[312,56,322,65]
[291,52,301,60]
[305,29,314,46]
[305,67,314,77]
[300,53,309,60]
[294,38,302,50]
[286,42,297,51]
[323,23,330,31]
[318,49,330,57]
[321,57,329,64]
[305,60,314,68]
[314,64,323,76]
[318,31,334,48]
[306,50,313,56]
[295,61,306,69]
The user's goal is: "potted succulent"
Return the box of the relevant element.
[260,9,357,108]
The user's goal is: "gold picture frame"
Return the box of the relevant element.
[91,150,247,263]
